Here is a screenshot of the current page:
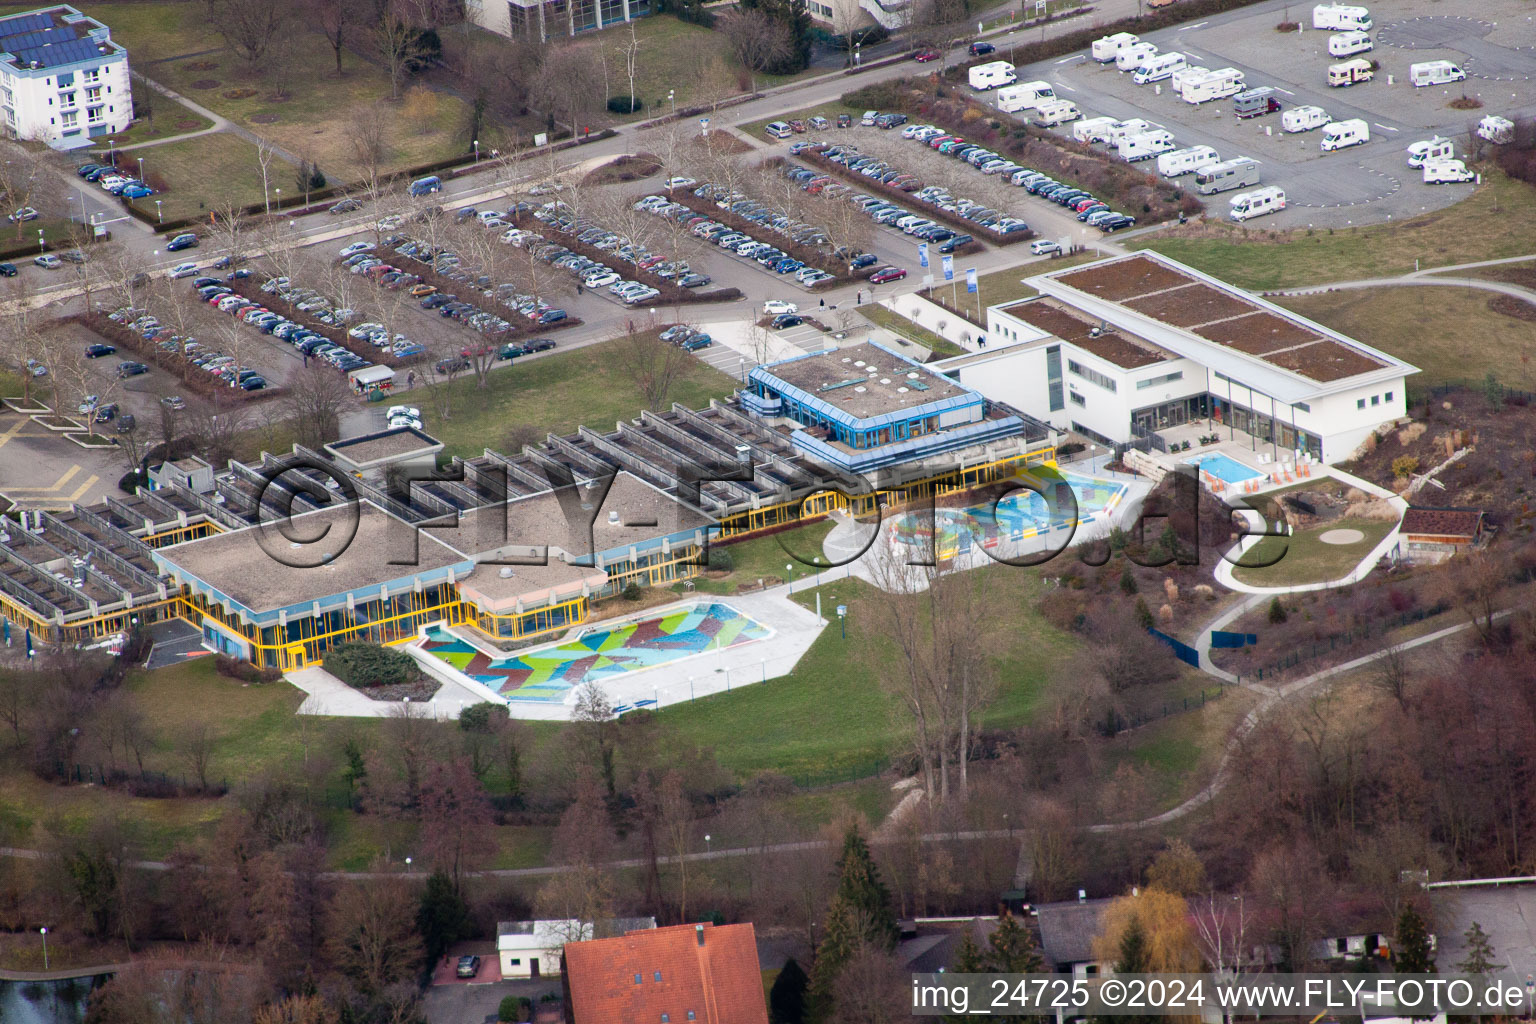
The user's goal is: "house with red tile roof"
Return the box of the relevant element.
[562,922,768,1024]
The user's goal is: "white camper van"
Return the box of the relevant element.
[1091,32,1139,62]
[1313,3,1372,30]
[1133,52,1187,85]
[1116,42,1160,72]
[969,61,1017,90]
[1105,119,1156,146]
[1423,158,1474,185]
[1328,30,1372,57]
[1182,68,1244,104]
[1282,105,1331,132]
[1229,186,1286,221]
[1170,64,1211,93]
[1158,145,1220,177]
[1072,116,1120,144]
[1195,156,1260,195]
[1321,118,1369,151]
[1118,130,1176,161]
[995,80,1055,113]
[1406,136,1454,168]
[1410,61,1465,87]
[1033,99,1082,127]
[1477,115,1515,144]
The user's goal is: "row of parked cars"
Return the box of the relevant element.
[630,190,839,288]
[780,158,973,253]
[685,182,848,285]
[526,201,693,304]
[392,227,573,326]
[658,324,714,351]
[106,305,269,391]
[338,239,518,339]
[76,161,156,200]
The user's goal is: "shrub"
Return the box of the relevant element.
[1275,20,1299,31]
[623,582,643,601]
[1268,597,1287,624]
[498,995,533,1022]
[707,547,734,572]
[1134,597,1153,630]
[1119,567,1138,595]
[460,701,510,733]
[326,642,421,688]
[1391,456,1421,479]
[607,95,644,114]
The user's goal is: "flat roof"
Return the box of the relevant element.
[158,500,469,614]
[757,341,969,420]
[456,558,607,614]
[0,6,117,71]
[1001,298,1169,369]
[325,426,442,468]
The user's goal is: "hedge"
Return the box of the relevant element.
[72,312,286,406]
[222,275,422,369]
[325,642,421,688]
[657,189,862,282]
[607,96,644,115]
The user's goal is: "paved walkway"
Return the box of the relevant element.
[287,665,490,719]
[127,74,316,179]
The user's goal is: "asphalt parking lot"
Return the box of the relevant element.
[1008,0,1534,226]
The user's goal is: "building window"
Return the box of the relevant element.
[83,68,99,83]
[57,72,73,87]
[1069,391,1085,407]
[1385,391,1393,402]
[634,974,643,985]
[1357,399,1365,409]
[688,1014,696,1021]
[60,112,76,128]
[654,971,663,982]
[1371,395,1379,406]
[1046,345,1064,412]
[60,92,76,107]
[1135,371,1184,390]
[509,958,521,965]
[1293,401,1310,413]
[86,86,101,102]
[662,1016,670,1023]
[1068,359,1117,393]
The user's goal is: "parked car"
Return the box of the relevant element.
[763,300,798,316]
[869,266,908,284]
[84,343,116,358]
[1030,239,1064,256]
[0,263,15,277]
[33,254,60,269]
[161,395,187,411]
[771,313,803,329]
[913,49,941,62]
[168,262,199,279]
[329,199,362,215]
[456,956,481,979]
[968,40,996,55]
[7,207,38,222]
[166,233,198,252]
[117,361,149,378]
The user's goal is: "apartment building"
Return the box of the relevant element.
[0,5,129,149]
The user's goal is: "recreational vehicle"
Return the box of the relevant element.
[1327,30,1372,56]
[1116,42,1160,72]
[1195,156,1260,195]
[1072,116,1120,144]
[1234,87,1282,118]
[995,81,1056,113]
[969,61,1017,90]
[1171,64,1211,93]
[1423,158,1474,184]
[1321,118,1369,151]
[1328,58,1373,86]
[1229,186,1286,221]
[1313,3,1372,30]
[1182,68,1245,104]
[1410,61,1465,87]
[1282,105,1331,132]
[1118,130,1177,161]
[1091,32,1138,62]
[1133,52,1187,84]
[1033,99,1082,127]
[1406,136,1453,168]
[1157,145,1219,177]
[1105,119,1156,146]
[1477,115,1514,144]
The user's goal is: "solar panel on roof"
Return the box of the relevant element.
[16,37,102,68]
[0,12,55,37]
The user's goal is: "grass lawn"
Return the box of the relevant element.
[97,83,215,147]
[1277,286,1536,389]
[968,252,1099,310]
[857,304,965,356]
[684,520,839,594]
[1102,685,1258,812]
[979,0,1086,31]
[81,2,474,183]
[423,344,740,461]
[1232,516,1396,588]
[119,132,271,222]
[1135,168,1536,290]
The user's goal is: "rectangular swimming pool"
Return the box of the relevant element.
[1185,452,1264,485]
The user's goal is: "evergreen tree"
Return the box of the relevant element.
[1115,914,1150,974]
[988,912,1044,973]
[952,928,989,973]
[769,957,809,1024]
[807,825,899,1021]
[416,870,469,964]
[1394,905,1436,973]
[1456,922,1502,977]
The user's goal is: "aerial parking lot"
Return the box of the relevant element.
[1019,0,1536,227]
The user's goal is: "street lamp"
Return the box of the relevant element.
[668,89,675,115]
[704,834,711,855]
[37,227,43,254]
[274,187,280,210]
[836,602,847,639]
[136,156,143,181]
[405,856,413,872]
[154,198,162,223]
[473,139,480,163]
[785,562,794,594]
[39,926,48,970]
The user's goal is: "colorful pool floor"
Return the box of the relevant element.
[891,470,1128,558]
[419,602,772,702]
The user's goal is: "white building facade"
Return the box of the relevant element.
[947,253,1415,464]
[464,0,652,40]
[0,6,130,150]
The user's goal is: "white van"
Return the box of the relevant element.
[1313,3,1371,30]
[1118,129,1176,161]
[1423,158,1474,185]
[1406,136,1454,168]
[1105,118,1156,145]
[1229,186,1286,221]
[1157,145,1219,177]
[1328,30,1372,57]
[1321,118,1369,151]
[1072,116,1120,144]
[1478,115,1515,144]
[1182,68,1244,104]
[1133,52,1187,85]
[1282,105,1331,132]
[1116,42,1160,72]
[1410,60,1466,87]
[1195,157,1260,195]
[969,61,1017,90]
[1033,99,1082,127]
[1170,64,1210,93]
[1091,32,1138,62]
[995,80,1055,113]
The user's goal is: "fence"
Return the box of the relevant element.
[787,759,890,790]
[1235,601,1452,681]
[55,762,227,795]
[1410,379,1536,406]
[1098,684,1228,737]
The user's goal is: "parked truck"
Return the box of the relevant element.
[1477,115,1515,144]
[1157,145,1220,177]
[995,80,1056,113]
[969,61,1017,90]
[1091,32,1139,62]
[1313,3,1371,30]
[1406,136,1454,168]
[1072,116,1120,143]
[1321,118,1370,151]
[1195,156,1260,195]
[1234,86,1283,118]
[1410,60,1466,87]
[1182,68,1245,103]
[1282,105,1331,132]
[1229,186,1286,221]
[1033,99,1082,127]
[1328,58,1374,86]
[1423,158,1474,184]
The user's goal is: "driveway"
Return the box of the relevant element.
[423,973,561,1024]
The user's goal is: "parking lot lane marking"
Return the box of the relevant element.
[1055,54,1084,64]
[1374,123,1399,132]
[0,417,27,450]
[1180,20,1208,30]
[65,474,99,503]
[1273,87,1295,95]
[5,464,81,492]
[1057,82,1077,91]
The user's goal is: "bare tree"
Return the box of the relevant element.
[615,22,641,108]
[315,0,352,76]
[0,145,60,241]
[210,0,290,68]
[719,9,794,86]
[374,3,430,100]
[179,719,219,791]
[346,103,394,193]
[282,361,353,449]
[534,46,605,138]
[327,875,424,990]
[1371,643,1412,711]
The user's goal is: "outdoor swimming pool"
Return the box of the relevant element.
[1185,452,1264,486]
[891,470,1127,560]
[419,602,771,702]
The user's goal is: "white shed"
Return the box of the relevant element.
[497,920,588,979]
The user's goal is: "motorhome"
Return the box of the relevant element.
[1234,86,1282,118]
[995,80,1056,113]
[1321,118,1369,151]
[1282,105,1331,132]
[1313,3,1372,30]
[1182,68,1245,104]
[1091,32,1139,62]
[1118,130,1177,161]
[1116,42,1160,72]
[1195,156,1260,195]
[1229,186,1286,221]
[1410,60,1466,87]
[969,61,1017,90]
[1157,145,1220,177]
[1132,52,1187,84]
[1033,99,1082,127]
[1328,30,1372,57]
[1072,116,1120,143]
[1170,64,1211,93]
[1406,136,1454,168]
[1477,115,1515,144]
[1105,118,1156,146]
[1328,58,1373,86]
[1423,158,1474,184]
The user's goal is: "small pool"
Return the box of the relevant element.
[890,470,1127,560]
[1185,452,1264,485]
